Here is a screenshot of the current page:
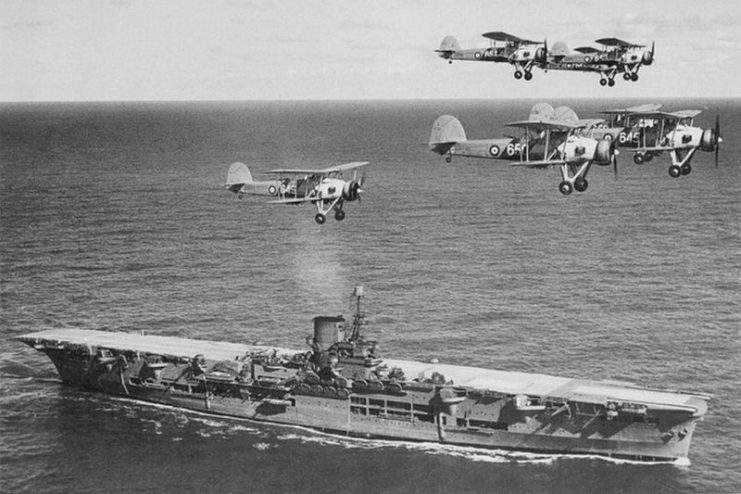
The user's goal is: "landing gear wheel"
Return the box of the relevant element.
[608,79,615,87]
[599,78,607,86]
[623,72,632,81]
[514,71,523,80]
[668,166,681,178]
[681,164,692,176]
[558,181,573,195]
[334,210,345,221]
[524,71,533,81]
[633,154,645,165]
[574,179,589,192]
[631,73,639,82]
[644,152,654,162]
[445,156,452,163]
[314,214,326,224]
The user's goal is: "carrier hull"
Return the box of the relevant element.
[16,328,709,462]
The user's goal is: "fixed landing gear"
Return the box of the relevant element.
[631,73,639,81]
[314,214,326,224]
[634,153,645,165]
[681,164,692,176]
[514,70,523,80]
[559,179,588,195]
[608,78,615,87]
[623,73,631,81]
[445,156,452,163]
[334,210,346,221]
[574,179,589,192]
[524,71,533,81]
[600,78,607,86]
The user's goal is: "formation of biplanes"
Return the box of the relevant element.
[429,102,722,195]
[436,31,655,87]
[223,30,723,222]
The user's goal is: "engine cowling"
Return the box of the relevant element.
[699,128,718,151]
[642,50,653,66]
[535,46,546,63]
[593,139,613,165]
[342,181,362,201]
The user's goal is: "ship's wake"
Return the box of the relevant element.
[86,395,690,467]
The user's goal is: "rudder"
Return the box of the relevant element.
[226,162,253,186]
[438,35,461,53]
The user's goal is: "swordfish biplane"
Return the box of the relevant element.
[592,38,655,83]
[225,161,368,224]
[429,109,618,195]
[542,38,654,86]
[436,31,547,80]
[600,106,722,177]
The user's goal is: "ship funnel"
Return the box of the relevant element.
[313,316,346,352]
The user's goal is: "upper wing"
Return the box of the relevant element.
[506,120,581,131]
[601,103,662,115]
[482,31,522,43]
[573,46,601,54]
[595,37,643,48]
[319,161,370,173]
[670,110,702,119]
[269,161,369,176]
[482,31,541,45]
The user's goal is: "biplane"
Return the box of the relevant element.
[593,38,655,83]
[599,107,722,177]
[539,38,653,86]
[436,31,547,80]
[225,161,368,224]
[429,110,618,195]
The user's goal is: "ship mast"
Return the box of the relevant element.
[350,285,365,341]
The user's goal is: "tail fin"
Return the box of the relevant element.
[438,35,461,52]
[225,162,253,193]
[553,106,579,124]
[529,103,555,121]
[429,115,466,155]
[436,36,461,58]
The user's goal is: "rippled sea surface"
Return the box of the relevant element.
[1,99,739,493]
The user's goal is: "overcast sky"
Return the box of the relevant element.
[2,0,740,101]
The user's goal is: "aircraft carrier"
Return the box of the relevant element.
[15,287,709,462]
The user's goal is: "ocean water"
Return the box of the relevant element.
[0,99,739,493]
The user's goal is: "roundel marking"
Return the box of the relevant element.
[489,145,500,156]
[603,133,613,141]
[474,52,482,59]
[268,185,277,195]
[585,56,591,63]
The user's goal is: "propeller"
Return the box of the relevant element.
[610,139,620,179]
[715,114,722,167]
[541,39,548,65]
